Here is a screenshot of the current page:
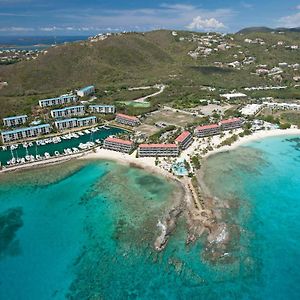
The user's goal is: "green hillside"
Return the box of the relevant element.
[0,29,299,118]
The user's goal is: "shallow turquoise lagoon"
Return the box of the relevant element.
[0,135,300,299]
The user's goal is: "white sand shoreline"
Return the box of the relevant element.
[204,128,300,158]
[81,149,178,181]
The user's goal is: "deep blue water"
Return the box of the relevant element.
[0,135,299,299]
[0,36,89,50]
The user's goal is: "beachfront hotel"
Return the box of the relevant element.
[89,105,116,114]
[220,118,243,131]
[1,124,51,143]
[115,113,140,127]
[175,131,193,150]
[39,94,78,108]
[54,116,97,130]
[195,124,220,137]
[77,85,95,97]
[50,105,85,119]
[138,144,179,157]
[103,137,134,154]
[3,115,28,127]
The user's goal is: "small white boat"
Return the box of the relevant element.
[54,151,60,156]
[44,152,51,159]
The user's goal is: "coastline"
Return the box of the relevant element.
[204,128,300,158]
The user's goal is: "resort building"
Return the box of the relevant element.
[76,116,97,127]
[138,144,179,157]
[241,104,264,116]
[50,105,85,119]
[54,116,97,130]
[1,124,51,143]
[263,102,300,111]
[220,118,243,131]
[220,93,247,101]
[103,137,134,154]
[115,113,140,127]
[3,115,28,127]
[89,105,116,114]
[175,131,193,150]
[54,118,78,130]
[77,85,95,97]
[39,94,78,108]
[195,124,220,137]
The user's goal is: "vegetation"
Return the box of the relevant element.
[191,155,201,170]
[219,134,239,147]
[148,125,176,143]
[0,29,299,119]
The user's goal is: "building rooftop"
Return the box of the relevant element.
[3,115,27,121]
[139,144,178,149]
[54,118,77,124]
[105,137,133,145]
[40,94,76,101]
[1,124,51,135]
[90,104,115,107]
[220,118,241,124]
[175,131,191,143]
[116,113,139,121]
[77,116,96,121]
[79,85,95,92]
[51,105,85,112]
[196,124,219,130]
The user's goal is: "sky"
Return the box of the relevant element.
[0,0,300,35]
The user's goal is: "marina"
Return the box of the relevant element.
[0,126,126,167]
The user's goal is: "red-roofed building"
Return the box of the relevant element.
[115,113,140,127]
[195,124,220,137]
[103,137,134,153]
[138,144,179,157]
[220,118,243,130]
[175,131,193,149]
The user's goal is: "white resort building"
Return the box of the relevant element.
[3,115,28,127]
[138,144,179,157]
[263,102,300,111]
[50,105,85,119]
[175,131,193,149]
[103,137,134,154]
[54,116,97,130]
[89,105,116,114]
[220,118,243,130]
[76,116,97,127]
[195,124,220,137]
[39,94,78,107]
[115,113,140,127]
[77,85,95,97]
[1,124,51,143]
[55,118,77,130]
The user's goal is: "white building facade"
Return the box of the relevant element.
[3,115,28,127]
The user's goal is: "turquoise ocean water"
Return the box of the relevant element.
[0,135,300,299]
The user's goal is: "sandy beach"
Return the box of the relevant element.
[205,128,300,158]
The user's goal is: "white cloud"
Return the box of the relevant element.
[187,16,225,30]
[0,3,235,34]
[241,2,253,9]
[52,4,234,32]
[0,26,34,32]
[279,12,300,27]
